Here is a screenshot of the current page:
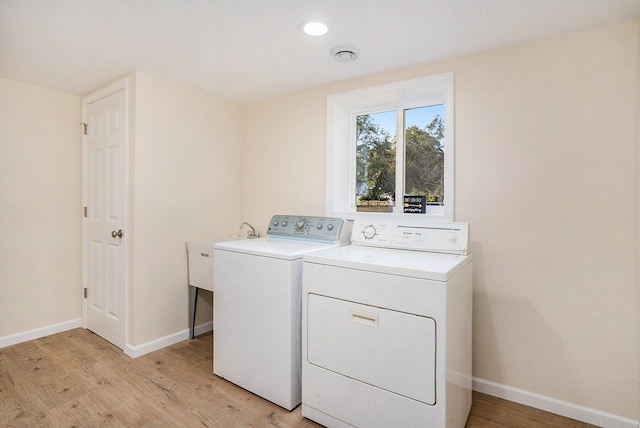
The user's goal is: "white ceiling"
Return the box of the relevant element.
[1,0,639,103]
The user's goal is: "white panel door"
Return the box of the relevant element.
[84,88,127,349]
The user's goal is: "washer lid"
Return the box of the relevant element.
[303,245,471,281]
[214,237,343,260]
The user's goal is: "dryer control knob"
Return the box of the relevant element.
[448,232,458,243]
[363,225,376,239]
[295,219,307,231]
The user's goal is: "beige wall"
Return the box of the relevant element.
[458,21,637,420]
[0,78,82,336]
[242,20,640,420]
[242,90,329,234]
[129,72,243,346]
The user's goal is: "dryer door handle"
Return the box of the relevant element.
[350,309,379,328]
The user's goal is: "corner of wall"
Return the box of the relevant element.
[635,16,640,424]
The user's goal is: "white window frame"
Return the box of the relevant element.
[326,72,455,221]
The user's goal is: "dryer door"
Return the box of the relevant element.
[307,294,436,405]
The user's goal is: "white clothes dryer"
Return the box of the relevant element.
[213,215,350,411]
[301,220,472,428]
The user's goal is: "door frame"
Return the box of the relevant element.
[81,77,130,353]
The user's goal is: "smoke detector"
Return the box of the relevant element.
[331,46,360,62]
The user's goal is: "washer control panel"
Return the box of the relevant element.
[351,220,469,255]
[267,215,349,242]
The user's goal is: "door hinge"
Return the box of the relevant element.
[82,123,87,135]
[84,288,87,298]
[84,206,87,217]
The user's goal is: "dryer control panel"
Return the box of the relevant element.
[267,215,350,243]
[351,220,469,255]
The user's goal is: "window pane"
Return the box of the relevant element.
[356,111,396,207]
[404,105,445,205]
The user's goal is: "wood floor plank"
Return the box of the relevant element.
[0,328,600,428]
[467,392,597,428]
[0,357,50,427]
[41,393,126,428]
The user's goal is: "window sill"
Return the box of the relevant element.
[356,205,394,213]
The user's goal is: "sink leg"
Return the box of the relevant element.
[189,285,197,339]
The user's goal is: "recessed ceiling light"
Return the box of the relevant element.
[300,21,328,36]
[331,46,360,62]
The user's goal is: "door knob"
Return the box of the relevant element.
[111,229,123,238]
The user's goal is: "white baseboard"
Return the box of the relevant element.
[0,319,82,349]
[124,322,212,358]
[473,377,639,428]
[1,319,212,359]
[125,329,190,358]
[194,321,213,337]
[123,320,214,358]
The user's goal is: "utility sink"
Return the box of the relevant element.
[186,235,244,339]
[186,236,243,291]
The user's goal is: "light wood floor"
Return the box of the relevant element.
[1,328,597,427]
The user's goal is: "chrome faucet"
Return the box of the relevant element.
[239,222,259,239]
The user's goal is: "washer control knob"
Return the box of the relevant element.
[295,219,307,231]
[327,224,334,231]
[316,223,323,230]
[282,220,288,227]
[363,225,376,239]
[272,220,279,226]
[448,232,458,243]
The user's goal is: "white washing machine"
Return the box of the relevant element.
[213,215,350,410]
[301,220,472,428]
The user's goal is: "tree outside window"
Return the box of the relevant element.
[356,106,445,209]
[405,109,445,205]
[356,113,396,204]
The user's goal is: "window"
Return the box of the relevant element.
[326,73,454,220]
